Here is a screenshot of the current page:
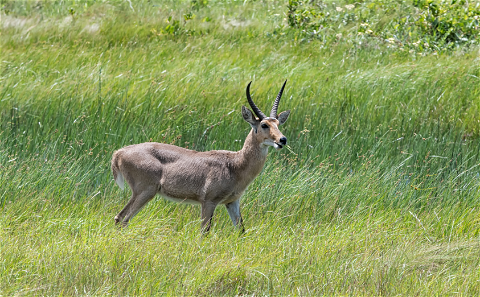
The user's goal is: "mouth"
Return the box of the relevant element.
[274,142,283,150]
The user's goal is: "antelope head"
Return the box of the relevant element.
[241,80,291,150]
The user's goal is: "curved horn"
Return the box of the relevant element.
[246,81,266,120]
[270,80,287,118]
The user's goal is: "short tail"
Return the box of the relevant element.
[111,151,125,190]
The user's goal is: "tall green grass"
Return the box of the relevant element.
[1,0,480,295]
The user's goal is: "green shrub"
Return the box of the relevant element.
[286,0,480,53]
[151,14,198,37]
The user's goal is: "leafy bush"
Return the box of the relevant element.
[151,13,198,37]
[286,0,480,53]
[399,0,480,49]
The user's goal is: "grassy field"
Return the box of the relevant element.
[1,0,480,295]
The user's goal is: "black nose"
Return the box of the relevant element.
[279,136,287,145]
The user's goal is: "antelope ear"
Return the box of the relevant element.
[242,106,259,131]
[277,110,290,125]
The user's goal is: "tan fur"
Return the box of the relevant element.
[111,82,290,233]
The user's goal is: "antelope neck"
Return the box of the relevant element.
[236,129,268,167]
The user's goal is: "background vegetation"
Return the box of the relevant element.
[1,0,480,295]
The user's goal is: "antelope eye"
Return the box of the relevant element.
[261,123,269,129]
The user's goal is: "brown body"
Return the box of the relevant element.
[111,81,291,232]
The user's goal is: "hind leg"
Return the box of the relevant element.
[115,185,157,226]
[114,193,136,226]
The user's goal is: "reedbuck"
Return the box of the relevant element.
[111,80,291,232]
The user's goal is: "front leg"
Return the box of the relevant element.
[201,201,217,233]
[225,199,245,233]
